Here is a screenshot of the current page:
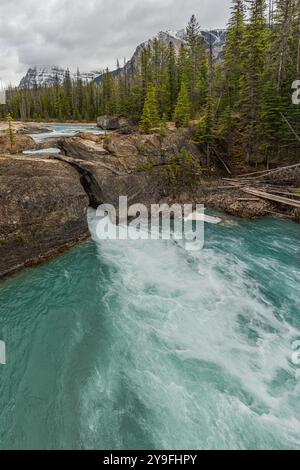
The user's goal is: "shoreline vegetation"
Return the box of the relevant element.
[1,1,300,279]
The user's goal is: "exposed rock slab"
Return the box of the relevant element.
[0,121,51,135]
[0,155,89,278]
[0,133,36,154]
[97,116,131,130]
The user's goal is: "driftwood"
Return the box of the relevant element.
[241,187,300,209]
[232,163,300,179]
[222,179,300,199]
[237,198,261,201]
[204,186,237,191]
[265,189,300,198]
[264,210,295,220]
[220,161,300,214]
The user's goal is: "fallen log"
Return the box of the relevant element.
[237,198,261,201]
[264,189,300,198]
[241,187,300,209]
[232,163,300,179]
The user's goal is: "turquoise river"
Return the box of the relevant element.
[0,125,300,450]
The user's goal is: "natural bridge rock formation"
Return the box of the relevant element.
[58,130,203,208]
[0,130,202,278]
[57,132,282,222]
[0,129,298,279]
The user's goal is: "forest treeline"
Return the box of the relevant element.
[4,0,300,166]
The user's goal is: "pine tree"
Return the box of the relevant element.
[260,0,298,163]
[178,44,190,87]
[274,0,295,92]
[141,45,153,104]
[186,15,208,115]
[6,113,16,151]
[296,0,300,79]
[195,41,216,165]
[75,69,84,120]
[140,83,160,133]
[240,0,268,163]
[174,81,191,128]
[224,0,246,109]
[62,69,73,119]
[166,41,178,117]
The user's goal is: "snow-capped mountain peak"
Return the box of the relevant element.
[20,28,227,89]
[19,66,101,89]
[165,29,186,41]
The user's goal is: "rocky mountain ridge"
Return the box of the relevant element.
[19,66,101,89]
[113,29,226,80]
[19,29,226,88]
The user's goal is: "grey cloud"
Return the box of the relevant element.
[0,0,231,85]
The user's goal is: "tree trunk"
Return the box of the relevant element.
[297,0,300,78]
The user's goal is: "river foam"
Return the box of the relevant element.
[0,209,299,449]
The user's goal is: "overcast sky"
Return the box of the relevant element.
[0,0,231,86]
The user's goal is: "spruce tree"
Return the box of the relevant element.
[195,41,216,165]
[260,0,298,163]
[174,81,191,128]
[167,42,179,117]
[140,83,160,133]
[6,113,16,151]
[224,0,246,109]
[274,0,295,92]
[63,69,73,119]
[186,15,208,115]
[240,0,268,163]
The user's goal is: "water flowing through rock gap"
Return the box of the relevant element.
[0,202,299,450]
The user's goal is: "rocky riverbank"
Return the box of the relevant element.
[0,125,299,279]
[0,133,36,154]
[0,155,89,278]
[0,121,52,135]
